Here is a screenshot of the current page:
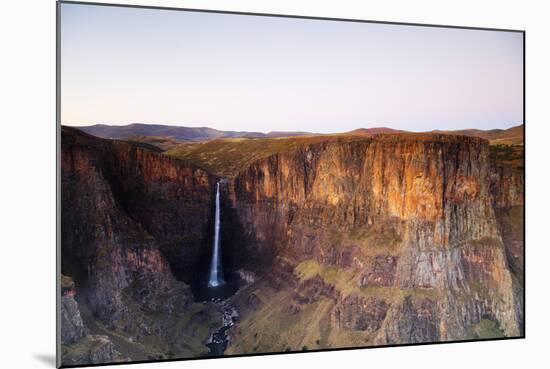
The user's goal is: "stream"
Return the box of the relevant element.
[206,297,238,356]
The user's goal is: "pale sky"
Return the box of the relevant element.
[61,3,523,133]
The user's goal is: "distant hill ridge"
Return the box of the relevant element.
[431,125,523,145]
[74,123,523,145]
[77,123,313,141]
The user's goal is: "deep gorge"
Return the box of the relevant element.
[60,126,524,365]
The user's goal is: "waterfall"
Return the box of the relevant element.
[208,181,224,288]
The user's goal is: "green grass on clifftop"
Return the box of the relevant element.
[490,144,524,170]
[164,135,352,177]
[164,132,487,177]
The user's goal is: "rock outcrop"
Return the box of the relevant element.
[60,276,127,366]
[62,335,124,366]
[60,282,86,345]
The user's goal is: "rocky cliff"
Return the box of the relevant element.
[61,127,221,364]
[489,146,524,327]
[490,154,524,285]
[225,133,523,353]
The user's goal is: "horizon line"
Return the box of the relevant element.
[62,121,524,135]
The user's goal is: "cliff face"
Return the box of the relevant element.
[226,134,522,352]
[490,165,524,209]
[61,127,220,364]
[489,152,524,327]
[490,161,524,284]
[62,127,214,281]
[232,136,499,255]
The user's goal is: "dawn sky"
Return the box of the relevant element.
[61,3,523,133]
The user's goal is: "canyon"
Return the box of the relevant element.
[60,125,524,365]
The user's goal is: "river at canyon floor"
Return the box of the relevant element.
[192,281,239,356]
[206,297,238,356]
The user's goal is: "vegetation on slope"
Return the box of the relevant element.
[164,135,362,177]
[490,144,524,170]
[433,124,524,145]
[227,279,339,354]
[466,319,505,339]
[125,135,184,151]
[75,294,220,361]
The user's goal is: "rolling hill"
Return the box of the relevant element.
[432,124,523,145]
[76,123,313,141]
